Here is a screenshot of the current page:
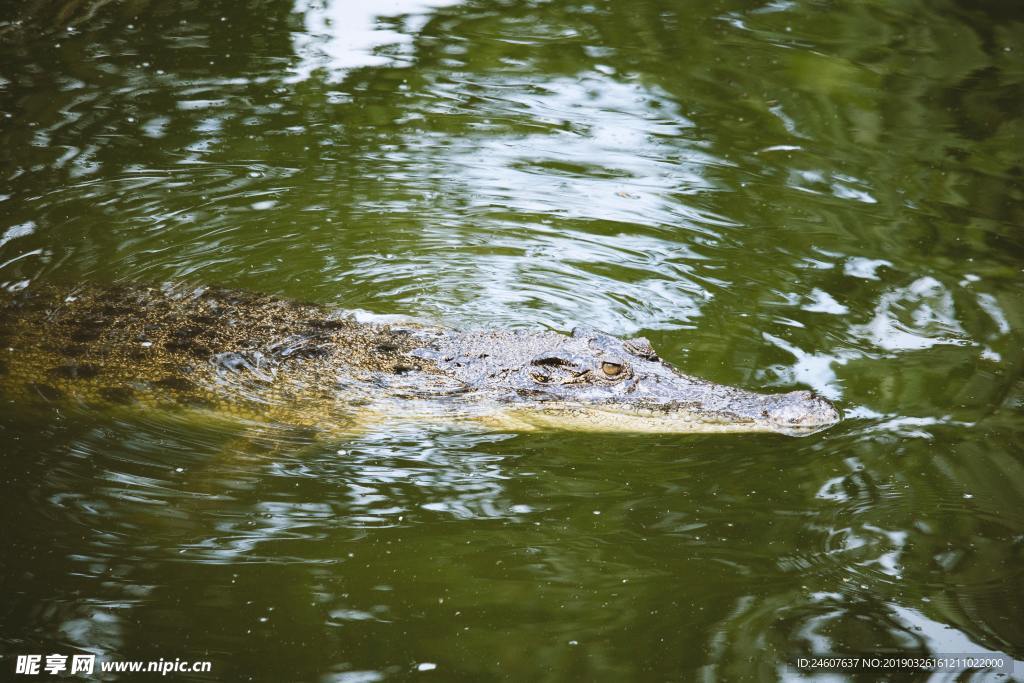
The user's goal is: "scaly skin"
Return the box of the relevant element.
[0,283,840,436]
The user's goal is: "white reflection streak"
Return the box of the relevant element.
[762,333,851,400]
[445,76,725,229]
[0,220,37,248]
[289,0,463,83]
[853,276,974,352]
[886,604,1024,670]
[975,292,1010,336]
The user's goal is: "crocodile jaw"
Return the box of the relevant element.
[487,395,841,437]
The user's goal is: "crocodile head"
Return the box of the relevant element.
[417,326,841,436]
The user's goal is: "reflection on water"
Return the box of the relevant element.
[1,0,1023,679]
[289,0,466,83]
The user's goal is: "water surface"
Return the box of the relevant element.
[1,0,1022,679]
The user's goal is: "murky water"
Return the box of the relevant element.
[1,0,1022,680]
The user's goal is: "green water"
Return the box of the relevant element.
[1,0,1022,680]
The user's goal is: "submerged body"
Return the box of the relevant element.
[0,283,840,436]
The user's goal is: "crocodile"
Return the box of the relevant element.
[0,283,840,436]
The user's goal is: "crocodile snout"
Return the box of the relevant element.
[766,390,841,433]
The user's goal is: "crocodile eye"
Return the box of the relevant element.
[601,361,624,377]
[530,371,551,383]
